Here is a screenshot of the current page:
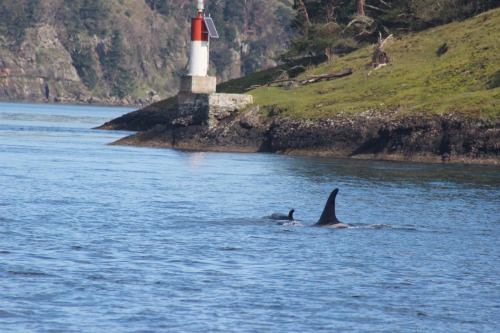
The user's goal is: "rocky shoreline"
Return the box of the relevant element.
[98,102,500,165]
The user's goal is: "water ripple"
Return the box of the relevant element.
[1,103,499,333]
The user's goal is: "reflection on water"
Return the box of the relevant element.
[187,152,208,167]
[282,155,499,188]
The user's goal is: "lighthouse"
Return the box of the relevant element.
[175,0,252,128]
[181,0,218,94]
[188,0,218,76]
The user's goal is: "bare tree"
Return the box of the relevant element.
[357,0,366,16]
[367,32,393,76]
[294,0,312,37]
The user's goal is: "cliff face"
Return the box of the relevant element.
[0,0,294,105]
[98,103,499,165]
[0,25,83,102]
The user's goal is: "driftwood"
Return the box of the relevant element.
[272,66,306,81]
[248,68,354,90]
[367,63,387,76]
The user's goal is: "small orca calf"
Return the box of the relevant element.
[312,188,349,228]
[270,209,295,221]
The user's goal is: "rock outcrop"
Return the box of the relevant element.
[98,102,500,165]
[0,25,81,102]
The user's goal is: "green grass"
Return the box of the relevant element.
[216,63,301,94]
[218,8,500,119]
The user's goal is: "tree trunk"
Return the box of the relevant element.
[367,32,393,76]
[295,0,312,34]
[374,32,392,64]
[357,0,366,16]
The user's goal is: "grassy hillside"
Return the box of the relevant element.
[219,8,499,119]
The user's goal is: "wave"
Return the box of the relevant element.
[7,270,55,278]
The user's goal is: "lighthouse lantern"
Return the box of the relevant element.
[197,0,204,12]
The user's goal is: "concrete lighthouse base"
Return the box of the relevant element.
[180,75,216,94]
[176,75,253,128]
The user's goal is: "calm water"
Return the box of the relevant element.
[1,102,499,333]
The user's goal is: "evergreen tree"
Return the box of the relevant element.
[283,0,499,61]
[79,0,109,37]
[145,0,171,15]
[71,45,98,90]
[0,0,41,42]
[101,30,134,98]
[283,0,355,61]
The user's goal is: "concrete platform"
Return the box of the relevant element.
[176,92,253,128]
[179,75,217,94]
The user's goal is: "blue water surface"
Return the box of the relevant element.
[0,102,499,332]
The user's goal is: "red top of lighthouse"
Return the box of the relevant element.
[191,12,209,42]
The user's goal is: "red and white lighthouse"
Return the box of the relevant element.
[177,1,252,127]
[188,0,218,76]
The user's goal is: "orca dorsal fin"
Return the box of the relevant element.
[315,188,341,226]
[288,209,295,220]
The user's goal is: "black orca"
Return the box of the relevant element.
[270,209,295,221]
[312,188,349,228]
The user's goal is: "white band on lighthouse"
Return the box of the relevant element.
[189,41,209,76]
